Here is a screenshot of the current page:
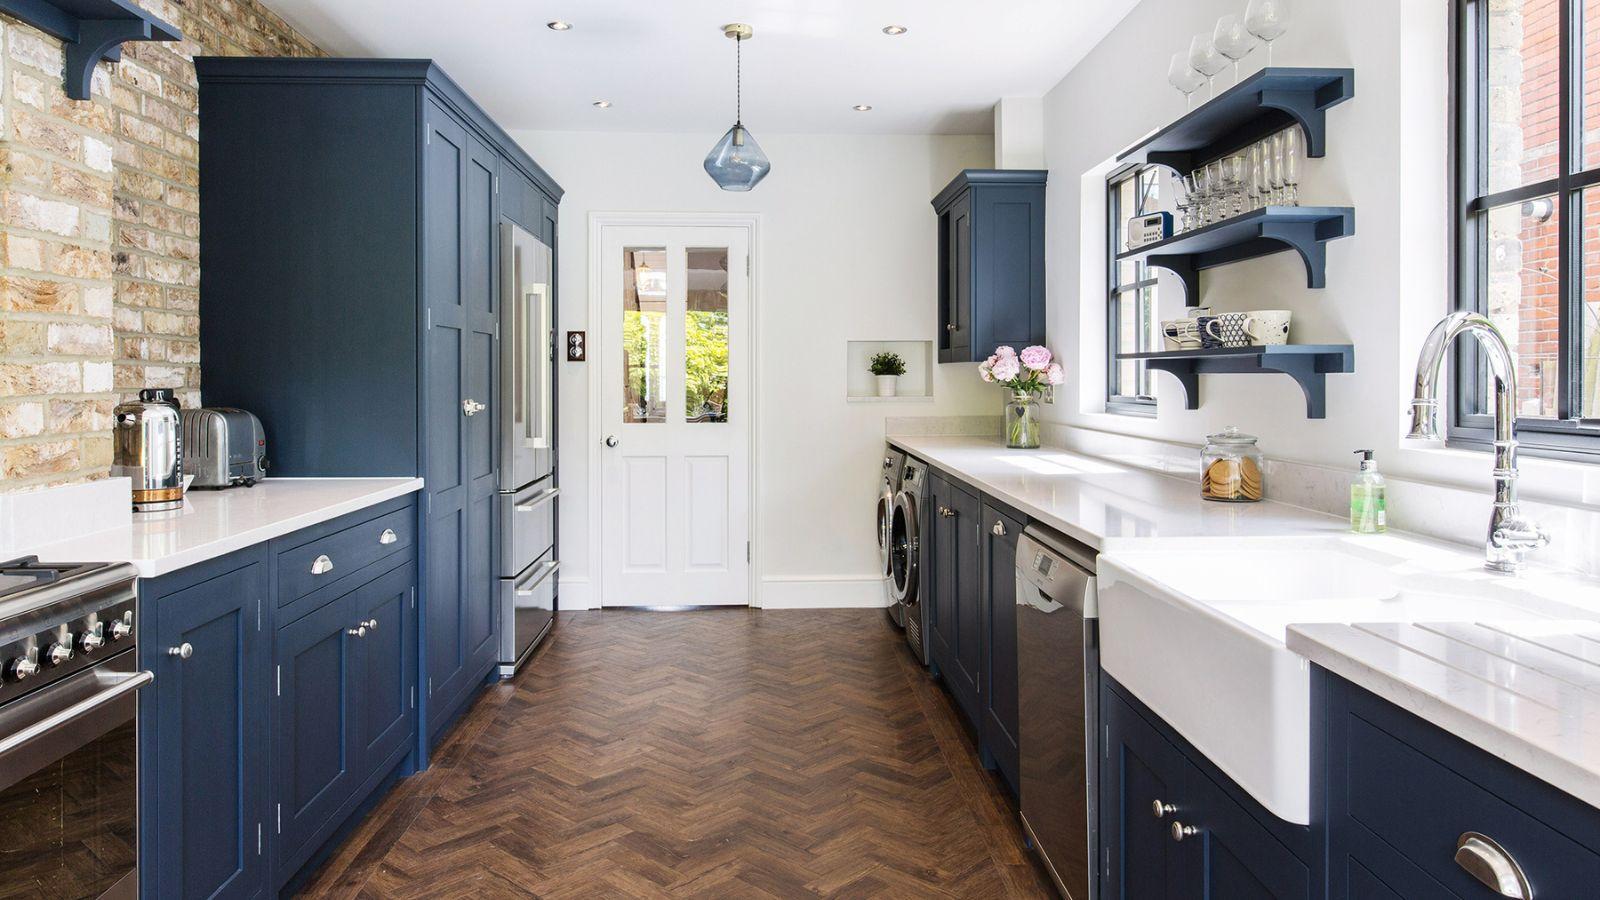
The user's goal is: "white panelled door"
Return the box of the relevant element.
[599,225,751,607]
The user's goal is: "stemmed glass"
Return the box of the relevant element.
[1181,172,1202,231]
[1219,156,1246,218]
[1245,0,1290,65]
[1267,133,1286,204]
[1214,14,1260,84]
[1248,142,1270,210]
[1188,33,1228,99]
[1168,52,1206,110]
[1281,128,1301,205]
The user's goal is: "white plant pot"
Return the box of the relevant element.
[875,375,898,397]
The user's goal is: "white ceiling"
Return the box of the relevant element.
[263,0,1141,135]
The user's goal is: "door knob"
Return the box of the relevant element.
[1170,821,1200,842]
[462,398,486,416]
[363,618,378,631]
[1152,800,1177,819]
[347,624,368,638]
[167,642,193,660]
[605,435,619,447]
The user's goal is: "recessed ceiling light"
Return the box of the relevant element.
[592,99,612,108]
[547,21,572,31]
[853,104,873,111]
[882,25,908,35]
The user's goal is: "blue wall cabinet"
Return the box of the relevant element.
[1324,671,1600,899]
[195,59,561,752]
[139,549,271,900]
[979,499,1024,795]
[1101,679,1314,900]
[931,170,1047,364]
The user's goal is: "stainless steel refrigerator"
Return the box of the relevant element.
[498,222,559,677]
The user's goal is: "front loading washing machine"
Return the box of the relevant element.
[878,447,907,627]
[891,457,931,665]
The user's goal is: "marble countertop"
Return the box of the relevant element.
[17,478,424,578]
[886,434,1348,550]
[892,433,1600,811]
[1290,620,1600,812]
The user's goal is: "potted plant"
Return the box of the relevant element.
[869,351,907,397]
[979,345,1064,448]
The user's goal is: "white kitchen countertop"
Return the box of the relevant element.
[886,434,1348,550]
[892,433,1600,812]
[16,478,423,578]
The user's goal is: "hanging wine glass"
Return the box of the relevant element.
[1188,33,1228,99]
[1168,52,1206,109]
[1245,0,1290,65]
[1213,14,1260,84]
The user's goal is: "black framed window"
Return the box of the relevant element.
[1454,0,1600,458]
[1108,165,1162,414]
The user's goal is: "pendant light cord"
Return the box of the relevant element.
[735,34,742,127]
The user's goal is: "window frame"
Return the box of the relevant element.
[1452,0,1600,460]
[1106,163,1162,417]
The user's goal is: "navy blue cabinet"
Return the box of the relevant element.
[932,170,1047,364]
[194,59,561,751]
[1324,671,1600,899]
[979,499,1024,795]
[140,500,420,898]
[139,549,270,900]
[1101,679,1313,900]
[928,472,983,730]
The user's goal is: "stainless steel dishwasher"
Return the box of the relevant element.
[1016,525,1099,900]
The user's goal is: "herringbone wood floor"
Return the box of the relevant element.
[297,609,1057,898]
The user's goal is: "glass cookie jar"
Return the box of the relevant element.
[1200,426,1265,502]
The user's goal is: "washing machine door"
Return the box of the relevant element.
[876,481,896,577]
[889,490,920,604]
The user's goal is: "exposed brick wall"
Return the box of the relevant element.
[0,0,321,489]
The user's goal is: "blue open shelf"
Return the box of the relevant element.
[1118,67,1355,172]
[0,0,181,100]
[1118,344,1354,418]
[1118,206,1355,303]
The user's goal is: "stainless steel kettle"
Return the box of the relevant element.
[113,388,184,512]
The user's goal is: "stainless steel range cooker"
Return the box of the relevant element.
[0,557,151,900]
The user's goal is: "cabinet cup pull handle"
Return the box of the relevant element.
[311,554,334,575]
[167,642,193,660]
[992,520,1007,536]
[1170,821,1199,842]
[1455,832,1532,899]
[378,528,398,545]
[347,624,368,638]
[1152,800,1176,819]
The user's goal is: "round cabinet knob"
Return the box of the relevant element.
[946,323,957,331]
[1171,821,1200,842]
[45,642,73,666]
[347,625,368,638]
[79,626,105,653]
[364,618,379,631]
[1152,800,1177,819]
[167,642,193,660]
[9,656,39,681]
[605,435,619,448]
[462,398,486,417]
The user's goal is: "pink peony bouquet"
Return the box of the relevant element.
[978,345,1064,396]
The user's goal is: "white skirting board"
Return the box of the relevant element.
[757,575,890,609]
[556,577,597,611]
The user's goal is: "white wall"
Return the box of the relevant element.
[509,130,995,608]
[1034,0,1594,499]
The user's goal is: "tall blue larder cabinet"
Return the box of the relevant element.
[194,58,562,752]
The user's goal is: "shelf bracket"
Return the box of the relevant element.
[1147,254,1201,306]
[1257,89,1329,159]
[64,19,148,99]
[1255,354,1329,418]
[0,0,182,100]
[1146,362,1201,410]
[1259,221,1328,289]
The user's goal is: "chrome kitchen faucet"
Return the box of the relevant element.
[1407,311,1549,574]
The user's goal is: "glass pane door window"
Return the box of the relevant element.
[685,248,730,423]
[622,248,668,424]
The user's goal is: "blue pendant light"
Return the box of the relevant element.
[704,23,771,191]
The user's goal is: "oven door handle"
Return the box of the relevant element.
[515,559,561,596]
[515,486,560,512]
[0,669,153,758]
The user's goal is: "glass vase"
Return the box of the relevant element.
[1004,390,1041,449]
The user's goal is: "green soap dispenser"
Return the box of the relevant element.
[1350,450,1387,534]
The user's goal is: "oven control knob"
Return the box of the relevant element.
[79,624,106,653]
[109,617,132,641]
[8,655,39,681]
[46,642,73,666]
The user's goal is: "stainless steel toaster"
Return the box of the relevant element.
[180,408,268,488]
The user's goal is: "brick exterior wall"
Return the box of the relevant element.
[0,0,321,490]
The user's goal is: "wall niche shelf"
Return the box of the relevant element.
[847,340,934,402]
[1118,67,1355,172]
[0,0,182,100]
[1119,344,1354,418]
[1119,206,1354,303]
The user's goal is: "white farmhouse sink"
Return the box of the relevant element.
[1097,534,1600,825]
